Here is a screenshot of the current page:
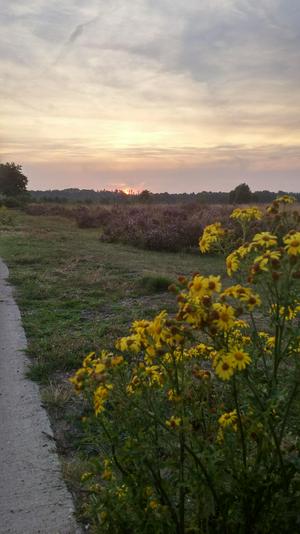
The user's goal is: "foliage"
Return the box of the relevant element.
[229,183,254,204]
[72,196,300,533]
[0,211,218,385]
[0,162,28,197]
[29,187,300,205]
[99,204,233,252]
[138,190,153,203]
[27,203,234,252]
[0,206,14,226]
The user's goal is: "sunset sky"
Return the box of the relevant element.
[1,0,300,192]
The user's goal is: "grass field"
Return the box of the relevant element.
[0,210,224,520]
[0,211,224,382]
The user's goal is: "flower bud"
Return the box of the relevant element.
[168,283,178,293]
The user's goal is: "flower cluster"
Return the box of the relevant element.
[70,350,124,414]
[230,207,262,222]
[199,222,225,253]
[116,311,185,362]
[71,194,300,533]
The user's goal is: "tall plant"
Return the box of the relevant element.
[71,196,300,533]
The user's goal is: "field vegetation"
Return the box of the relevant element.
[0,208,223,526]
[1,197,300,532]
[25,202,265,252]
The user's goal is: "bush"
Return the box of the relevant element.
[100,204,234,252]
[0,206,13,226]
[75,206,112,229]
[71,196,300,533]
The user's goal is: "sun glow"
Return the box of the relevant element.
[122,187,137,195]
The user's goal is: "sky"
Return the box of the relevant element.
[0,0,300,193]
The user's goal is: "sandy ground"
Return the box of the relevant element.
[0,259,81,534]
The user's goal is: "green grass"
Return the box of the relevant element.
[0,210,225,525]
[0,211,224,384]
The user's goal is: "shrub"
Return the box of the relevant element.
[75,207,112,228]
[100,205,235,252]
[0,206,13,226]
[71,196,300,533]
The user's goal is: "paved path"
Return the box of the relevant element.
[0,259,80,534]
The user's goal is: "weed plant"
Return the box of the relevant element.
[72,196,300,533]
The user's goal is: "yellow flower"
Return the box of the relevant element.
[82,352,96,367]
[189,274,222,295]
[237,243,253,258]
[230,207,262,222]
[199,222,225,253]
[212,303,236,331]
[145,365,164,386]
[145,345,157,359]
[116,484,128,498]
[192,368,211,380]
[215,357,235,380]
[229,349,252,371]
[204,275,222,293]
[252,232,277,248]
[283,232,300,256]
[266,336,275,349]
[277,194,296,204]
[167,389,181,402]
[126,374,140,395]
[94,384,113,415]
[199,237,210,253]
[221,284,261,310]
[94,362,106,375]
[246,294,261,311]
[148,499,160,510]
[189,275,206,295]
[166,415,182,428]
[111,355,124,367]
[226,252,240,277]
[218,409,238,430]
[102,459,113,480]
[116,334,142,353]
[254,250,281,271]
[69,368,88,391]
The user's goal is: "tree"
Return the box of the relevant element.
[229,182,253,204]
[138,189,152,203]
[0,162,28,197]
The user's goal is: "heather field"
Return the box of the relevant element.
[25,202,268,252]
[1,198,300,533]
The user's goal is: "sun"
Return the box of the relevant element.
[122,187,138,195]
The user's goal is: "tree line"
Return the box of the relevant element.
[30,183,300,204]
[0,162,299,205]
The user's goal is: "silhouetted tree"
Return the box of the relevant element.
[138,189,152,203]
[0,162,28,196]
[229,183,253,204]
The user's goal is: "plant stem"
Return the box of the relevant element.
[233,376,247,468]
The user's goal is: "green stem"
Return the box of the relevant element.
[233,376,247,468]
[279,381,298,445]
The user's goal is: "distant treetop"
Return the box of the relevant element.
[0,162,28,197]
[229,183,253,204]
